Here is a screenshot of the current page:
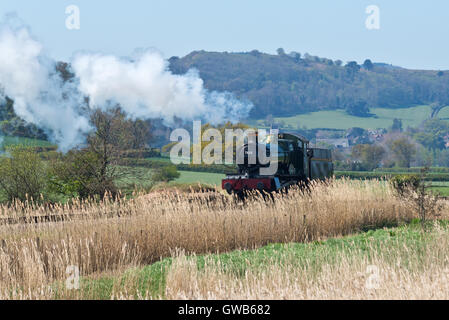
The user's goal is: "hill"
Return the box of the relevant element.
[169,50,449,119]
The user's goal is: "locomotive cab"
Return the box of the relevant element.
[236,132,310,177]
[223,132,333,195]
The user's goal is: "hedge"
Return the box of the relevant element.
[176,164,237,174]
[116,158,237,174]
[120,149,161,159]
[373,167,449,174]
[335,171,449,182]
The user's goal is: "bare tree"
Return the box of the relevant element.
[51,107,151,199]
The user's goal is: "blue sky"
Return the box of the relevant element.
[0,0,448,70]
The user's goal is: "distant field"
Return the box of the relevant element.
[251,105,449,130]
[114,166,224,193]
[174,170,224,186]
[429,181,449,196]
[0,136,54,148]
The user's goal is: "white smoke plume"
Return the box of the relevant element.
[72,51,252,125]
[0,16,253,151]
[0,16,91,150]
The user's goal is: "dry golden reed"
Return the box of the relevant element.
[0,178,446,299]
[164,227,449,300]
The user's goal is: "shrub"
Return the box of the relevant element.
[390,174,421,195]
[374,167,449,174]
[152,165,180,182]
[0,147,48,202]
[335,171,449,181]
[49,150,118,199]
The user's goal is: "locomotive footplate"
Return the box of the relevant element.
[222,174,303,194]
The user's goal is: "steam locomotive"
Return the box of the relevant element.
[222,132,333,195]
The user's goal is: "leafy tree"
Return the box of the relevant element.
[388,137,416,168]
[391,118,403,132]
[362,144,385,170]
[345,61,361,73]
[351,144,365,161]
[351,144,385,170]
[413,119,449,151]
[345,100,370,117]
[363,59,374,71]
[276,48,286,56]
[163,122,251,164]
[291,52,301,63]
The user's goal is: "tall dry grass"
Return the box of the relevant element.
[164,225,449,300]
[0,178,446,299]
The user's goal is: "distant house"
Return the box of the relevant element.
[316,138,350,149]
[345,127,370,145]
[367,129,385,143]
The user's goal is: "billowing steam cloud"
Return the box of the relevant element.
[0,16,253,151]
[72,52,251,125]
[0,17,91,150]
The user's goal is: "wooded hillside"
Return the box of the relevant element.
[169,50,449,119]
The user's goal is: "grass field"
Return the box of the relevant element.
[115,166,154,194]
[174,171,224,186]
[251,105,449,130]
[429,182,449,196]
[0,136,54,149]
[114,167,224,194]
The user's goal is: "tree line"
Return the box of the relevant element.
[332,118,449,171]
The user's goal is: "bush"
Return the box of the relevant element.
[152,165,180,182]
[335,171,449,181]
[177,163,238,174]
[374,167,449,173]
[49,150,118,199]
[116,158,238,174]
[390,174,421,195]
[0,147,48,202]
